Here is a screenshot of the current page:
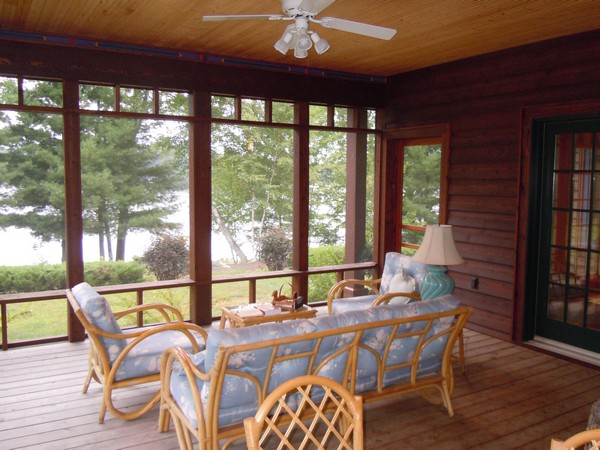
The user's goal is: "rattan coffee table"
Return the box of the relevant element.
[219,303,317,329]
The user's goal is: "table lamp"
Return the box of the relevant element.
[412,224,464,300]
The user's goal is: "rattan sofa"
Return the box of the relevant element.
[159,295,472,449]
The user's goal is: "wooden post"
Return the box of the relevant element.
[293,102,310,299]
[189,91,213,325]
[63,79,85,342]
[345,108,369,296]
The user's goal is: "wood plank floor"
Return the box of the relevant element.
[1,329,600,450]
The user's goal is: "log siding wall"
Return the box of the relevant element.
[385,29,600,341]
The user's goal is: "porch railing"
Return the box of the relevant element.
[0,261,376,350]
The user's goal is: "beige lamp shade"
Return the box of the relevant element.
[412,224,464,266]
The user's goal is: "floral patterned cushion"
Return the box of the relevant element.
[115,328,203,381]
[380,252,428,294]
[169,294,460,431]
[331,253,428,314]
[172,319,317,428]
[331,294,380,314]
[353,295,460,392]
[73,282,202,380]
[71,282,125,364]
[169,352,206,428]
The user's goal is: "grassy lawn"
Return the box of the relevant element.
[4,263,302,342]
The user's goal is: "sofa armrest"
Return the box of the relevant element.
[327,278,382,314]
[159,346,211,440]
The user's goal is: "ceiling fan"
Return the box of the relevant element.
[203,0,397,59]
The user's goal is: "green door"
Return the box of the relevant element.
[529,117,600,352]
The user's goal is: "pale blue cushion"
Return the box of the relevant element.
[115,328,203,381]
[331,253,428,314]
[380,252,428,294]
[170,294,461,431]
[310,307,388,382]
[72,282,125,364]
[354,295,460,392]
[73,282,203,379]
[170,352,206,428]
[172,319,317,428]
[331,294,379,314]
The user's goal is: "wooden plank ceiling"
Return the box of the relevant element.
[1,0,600,77]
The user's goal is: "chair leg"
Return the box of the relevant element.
[83,351,95,393]
[158,402,171,433]
[458,330,466,374]
[98,397,107,424]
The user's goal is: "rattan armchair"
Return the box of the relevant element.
[326,252,427,315]
[243,375,364,450]
[551,428,600,449]
[67,282,207,423]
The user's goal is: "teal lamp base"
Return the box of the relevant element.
[420,265,455,300]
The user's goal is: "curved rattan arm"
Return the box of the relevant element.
[113,303,185,323]
[371,291,421,306]
[551,428,600,449]
[159,346,212,444]
[101,322,207,421]
[326,278,382,315]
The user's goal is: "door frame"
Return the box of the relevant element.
[380,124,450,258]
[516,102,600,343]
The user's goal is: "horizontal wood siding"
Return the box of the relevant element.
[385,29,600,341]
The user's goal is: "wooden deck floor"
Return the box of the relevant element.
[1,329,600,450]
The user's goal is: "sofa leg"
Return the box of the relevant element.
[441,382,454,417]
[158,403,171,433]
[172,415,192,450]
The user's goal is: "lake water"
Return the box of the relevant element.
[0,227,239,266]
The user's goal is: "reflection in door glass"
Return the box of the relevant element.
[548,132,600,329]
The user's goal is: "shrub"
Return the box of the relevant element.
[84,261,147,286]
[0,261,146,294]
[257,228,292,271]
[0,264,66,294]
[307,245,345,302]
[140,233,189,281]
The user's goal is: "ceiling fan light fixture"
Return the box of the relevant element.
[296,29,312,51]
[274,24,295,55]
[294,46,309,58]
[310,31,330,55]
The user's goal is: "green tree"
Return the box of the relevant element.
[0,80,67,257]
[80,115,184,260]
[0,80,186,261]
[211,98,294,262]
[309,129,348,245]
[402,144,441,245]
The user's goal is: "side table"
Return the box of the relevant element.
[219,303,317,329]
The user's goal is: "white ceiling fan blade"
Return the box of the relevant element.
[298,0,336,15]
[203,14,284,22]
[319,17,397,40]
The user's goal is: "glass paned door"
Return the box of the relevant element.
[533,119,600,351]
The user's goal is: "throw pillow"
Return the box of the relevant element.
[387,271,416,304]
